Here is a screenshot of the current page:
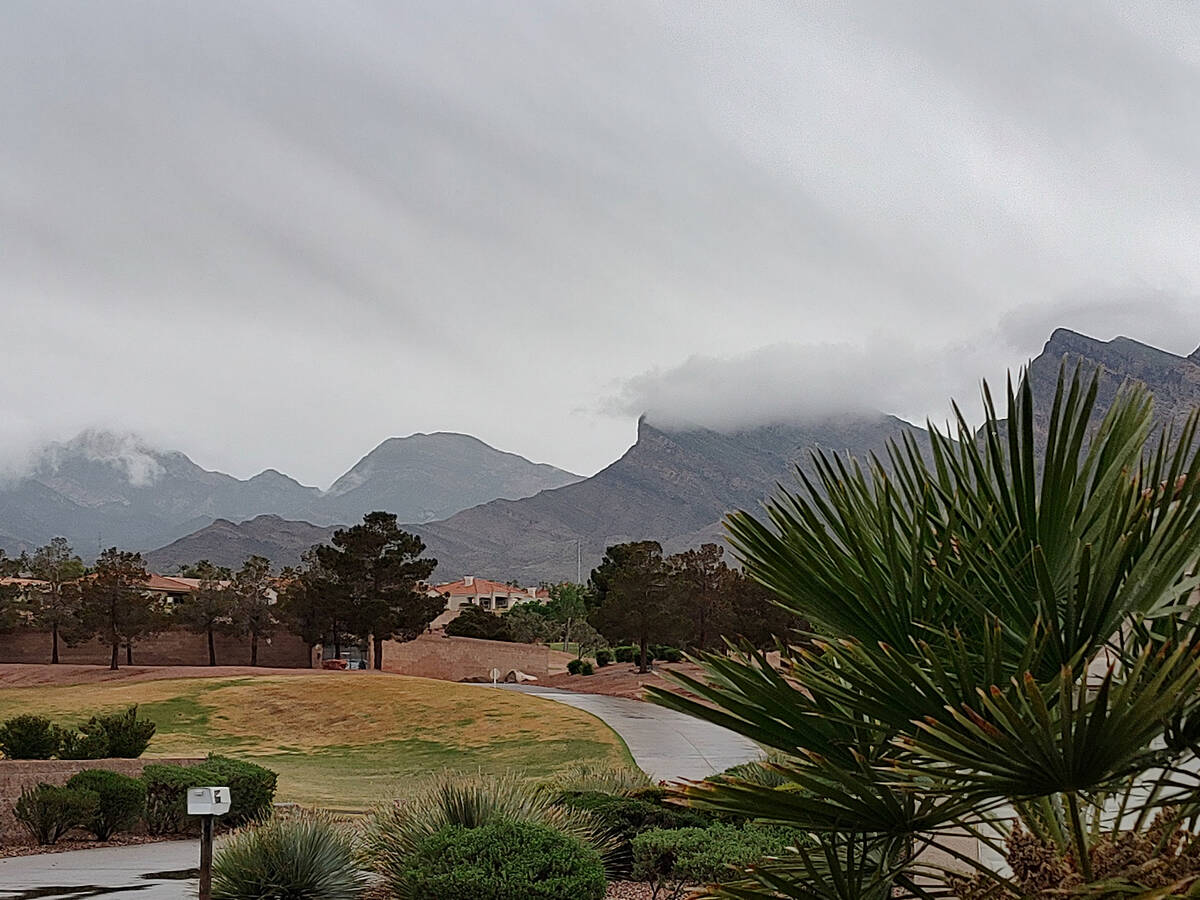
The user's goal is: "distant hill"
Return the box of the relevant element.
[19,328,1200,579]
[0,431,578,559]
[412,329,1200,584]
[321,432,582,524]
[1028,328,1200,445]
[409,414,932,584]
[145,515,336,571]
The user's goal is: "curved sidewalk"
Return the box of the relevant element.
[500,684,761,783]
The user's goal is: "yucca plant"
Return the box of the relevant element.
[211,812,366,900]
[649,366,1200,898]
[363,771,619,897]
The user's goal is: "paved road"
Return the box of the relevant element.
[499,684,761,782]
[0,841,201,900]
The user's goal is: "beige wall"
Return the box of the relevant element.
[378,632,551,681]
[0,629,313,668]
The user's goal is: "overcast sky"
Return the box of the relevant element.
[2,2,1198,485]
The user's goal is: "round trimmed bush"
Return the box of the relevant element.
[397,820,605,900]
[212,814,366,900]
[66,769,147,839]
[595,648,612,667]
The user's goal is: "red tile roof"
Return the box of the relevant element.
[434,578,539,599]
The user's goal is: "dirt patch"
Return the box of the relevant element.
[539,661,708,701]
[0,663,330,689]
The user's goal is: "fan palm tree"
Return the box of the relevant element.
[649,366,1200,898]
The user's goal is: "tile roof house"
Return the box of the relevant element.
[432,576,546,613]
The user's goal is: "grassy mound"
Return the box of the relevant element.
[0,673,633,808]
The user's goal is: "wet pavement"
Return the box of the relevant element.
[0,842,201,900]
[497,684,761,782]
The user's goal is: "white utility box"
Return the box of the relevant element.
[187,786,232,816]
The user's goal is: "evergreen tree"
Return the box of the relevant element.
[589,541,678,673]
[78,549,153,671]
[666,543,734,652]
[27,538,86,663]
[231,556,274,667]
[175,560,234,666]
[315,512,440,670]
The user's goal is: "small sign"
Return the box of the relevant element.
[188,786,232,816]
[490,667,501,683]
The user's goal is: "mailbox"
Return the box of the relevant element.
[187,786,232,817]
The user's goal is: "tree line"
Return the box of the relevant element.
[3,517,789,675]
[443,541,794,671]
[0,511,440,671]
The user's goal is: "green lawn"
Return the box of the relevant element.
[0,673,634,808]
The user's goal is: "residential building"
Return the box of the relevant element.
[433,576,548,613]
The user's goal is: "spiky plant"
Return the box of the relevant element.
[540,762,655,797]
[649,366,1200,898]
[211,812,367,900]
[362,771,619,896]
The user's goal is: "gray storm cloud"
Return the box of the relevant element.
[1,2,1198,479]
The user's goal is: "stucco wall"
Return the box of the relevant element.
[379,632,550,681]
[0,629,312,668]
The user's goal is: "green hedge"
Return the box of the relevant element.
[632,822,806,890]
[65,770,147,840]
[0,707,156,760]
[613,645,637,663]
[15,783,99,845]
[144,755,277,834]
[397,820,605,900]
[556,790,711,873]
[566,659,595,676]
[595,648,612,667]
[0,715,60,760]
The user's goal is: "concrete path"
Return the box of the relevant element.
[499,684,761,782]
[0,840,201,900]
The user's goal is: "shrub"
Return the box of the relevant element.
[632,823,807,895]
[213,813,366,900]
[144,755,276,834]
[0,715,60,760]
[87,706,157,758]
[556,791,712,873]
[613,645,637,663]
[567,658,595,676]
[540,763,653,797]
[65,770,147,840]
[15,783,99,845]
[445,605,508,640]
[650,645,683,663]
[365,773,617,892]
[56,726,110,760]
[144,763,204,835]
[705,758,792,788]
[201,754,278,827]
[595,648,612,667]
[396,820,605,900]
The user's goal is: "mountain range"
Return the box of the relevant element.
[5,328,1199,581]
[0,432,580,560]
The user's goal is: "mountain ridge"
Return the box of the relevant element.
[0,431,579,558]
